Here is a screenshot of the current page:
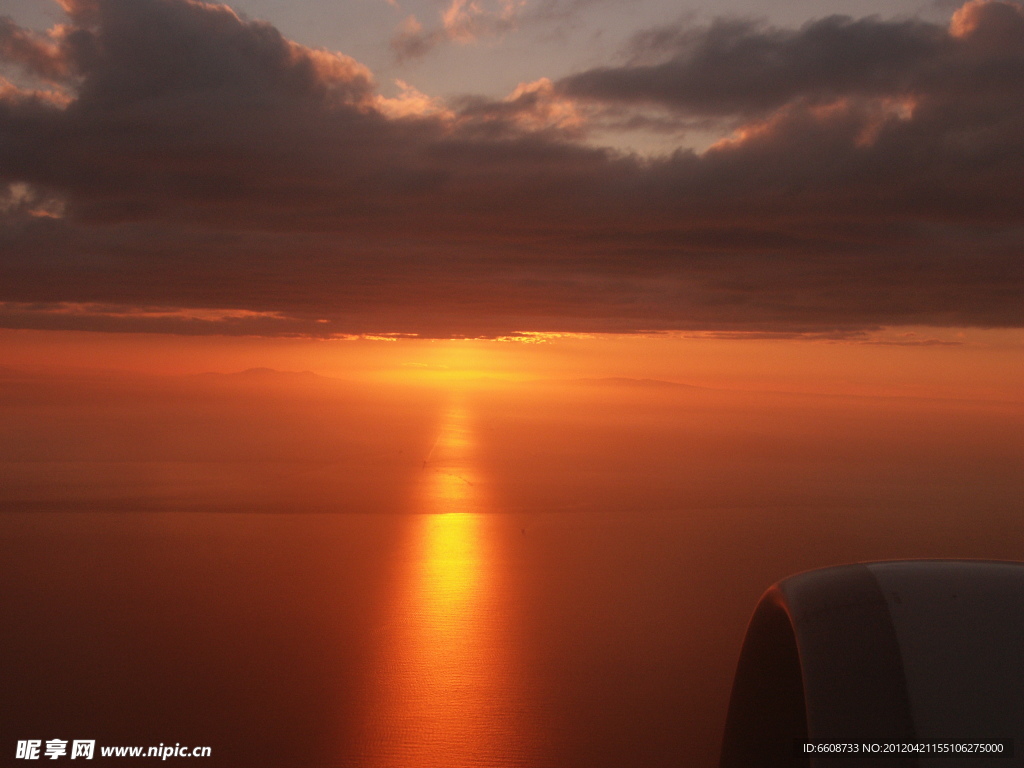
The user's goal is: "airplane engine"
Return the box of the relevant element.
[720,561,1024,767]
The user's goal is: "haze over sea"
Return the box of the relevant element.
[2,364,1022,768]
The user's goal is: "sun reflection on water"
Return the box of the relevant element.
[358,400,534,768]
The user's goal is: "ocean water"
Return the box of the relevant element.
[2,371,1023,767]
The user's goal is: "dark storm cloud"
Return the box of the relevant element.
[0,0,1022,337]
[558,15,950,117]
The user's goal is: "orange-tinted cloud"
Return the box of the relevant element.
[391,0,524,60]
[0,18,72,82]
[0,0,1022,337]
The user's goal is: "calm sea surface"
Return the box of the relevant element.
[2,373,1023,767]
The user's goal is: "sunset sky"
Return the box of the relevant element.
[1,0,1022,356]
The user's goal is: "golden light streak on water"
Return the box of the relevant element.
[357,399,535,768]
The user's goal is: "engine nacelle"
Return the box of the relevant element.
[720,561,1024,767]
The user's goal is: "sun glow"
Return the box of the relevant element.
[376,336,593,387]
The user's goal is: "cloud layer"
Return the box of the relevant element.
[0,0,1022,337]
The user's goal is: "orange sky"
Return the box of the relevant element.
[1,326,1021,402]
